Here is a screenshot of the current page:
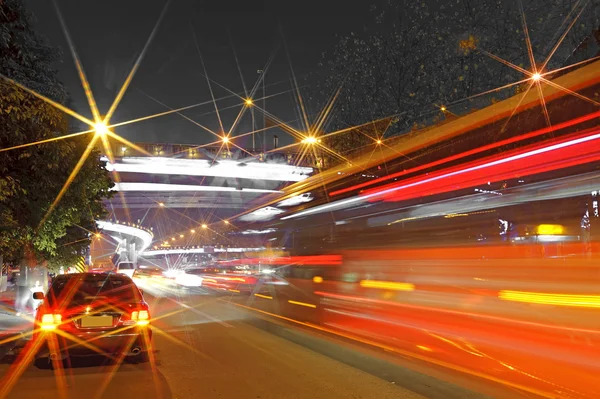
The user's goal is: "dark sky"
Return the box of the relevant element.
[24,0,369,148]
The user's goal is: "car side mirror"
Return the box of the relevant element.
[32,292,44,300]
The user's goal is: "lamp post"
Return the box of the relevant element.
[257,69,266,152]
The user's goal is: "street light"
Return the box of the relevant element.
[224,220,230,225]
[245,98,253,106]
[191,229,196,233]
[222,136,230,144]
[376,139,382,145]
[201,224,208,229]
[94,122,108,136]
[302,137,318,144]
[158,202,165,207]
[179,234,184,238]
[532,72,541,81]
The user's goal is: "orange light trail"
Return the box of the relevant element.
[224,300,558,399]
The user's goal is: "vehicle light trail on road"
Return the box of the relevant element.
[224,300,558,399]
[499,291,600,308]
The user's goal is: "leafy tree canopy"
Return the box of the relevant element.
[0,0,114,271]
[316,0,600,158]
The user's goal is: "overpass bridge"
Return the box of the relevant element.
[101,141,314,212]
[92,141,315,267]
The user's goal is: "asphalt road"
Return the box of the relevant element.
[0,285,487,399]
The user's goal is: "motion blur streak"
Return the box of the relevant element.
[227,301,558,399]
[499,290,600,308]
[364,127,600,202]
[359,280,415,291]
[330,109,600,197]
[225,239,600,398]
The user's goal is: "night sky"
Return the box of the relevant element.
[24,0,369,148]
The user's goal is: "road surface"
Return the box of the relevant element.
[0,285,491,399]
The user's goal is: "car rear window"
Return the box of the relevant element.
[118,263,135,270]
[48,274,141,306]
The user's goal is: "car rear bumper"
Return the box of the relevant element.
[35,328,152,359]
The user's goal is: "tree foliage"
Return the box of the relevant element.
[0,0,114,271]
[317,0,600,158]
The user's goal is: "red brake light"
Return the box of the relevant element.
[40,313,62,330]
[131,310,150,326]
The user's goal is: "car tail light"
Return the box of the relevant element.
[40,314,62,330]
[131,310,150,326]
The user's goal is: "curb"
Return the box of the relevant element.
[244,316,490,399]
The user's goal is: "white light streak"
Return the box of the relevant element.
[239,206,285,221]
[240,228,277,235]
[113,182,281,194]
[277,193,314,207]
[141,247,277,256]
[102,157,313,182]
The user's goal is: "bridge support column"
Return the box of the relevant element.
[129,242,137,265]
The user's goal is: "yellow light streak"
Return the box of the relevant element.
[287,300,316,308]
[0,130,94,153]
[359,280,415,291]
[103,2,170,125]
[0,74,94,127]
[536,224,564,235]
[39,133,101,228]
[54,0,101,123]
[499,290,600,308]
[192,25,225,134]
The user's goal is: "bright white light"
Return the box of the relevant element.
[112,182,282,194]
[102,157,313,182]
[282,129,600,220]
[96,220,153,253]
[240,228,277,235]
[532,73,541,81]
[277,193,314,207]
[141,247,277,256]
[94,123,108,136]
[163,269,183,278]
[239,206,285,222]
[175,273,203,287]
